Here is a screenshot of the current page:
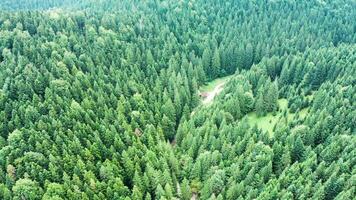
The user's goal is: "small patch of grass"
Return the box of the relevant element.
[298,108,309,118]
[246,98,309,136]
[278,99,288,110]
[247,112,279,134]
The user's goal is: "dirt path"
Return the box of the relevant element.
[202,82,226,105]
[190,78,229,117]
[191,192,197,200]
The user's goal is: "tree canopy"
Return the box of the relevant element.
[0,0,355,199]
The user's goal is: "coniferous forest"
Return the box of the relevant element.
[0,0,355,199]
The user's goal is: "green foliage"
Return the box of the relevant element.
[12,179,43,200]
[180,178,192,200]
[0,0,354,199]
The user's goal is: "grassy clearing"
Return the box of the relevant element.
[246,112,278,134]
[246,98,310,136]
[246,99,288,135]
[200,75,233,93]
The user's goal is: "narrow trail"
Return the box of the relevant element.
[191,192,197,200]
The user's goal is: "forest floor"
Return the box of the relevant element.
[246,98,310,136]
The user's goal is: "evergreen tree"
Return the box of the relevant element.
[212,48,221,79]
[266,80,279,112]
[256,94,265,117]
[132,185,143,200]
[181,178,192,200]
[202,48,212,80]
[291,136,305,163]
[12,178,43,200]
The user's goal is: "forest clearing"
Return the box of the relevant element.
[246,98,310,135]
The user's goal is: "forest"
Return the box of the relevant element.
[0,0,355,199]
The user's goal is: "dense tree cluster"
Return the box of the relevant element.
[176,44,355,199]
[0,0,355,199]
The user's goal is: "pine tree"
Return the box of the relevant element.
[132,185,143,200]
[181,178,192,200]
[161,115,175,141]
[256,94,265,117]
[265,80,279,112]
[291,136,305,162]
[155,184,165,200]
[202,48,212,80]
[190,78,200,108]
[0,184,11,200]
[164,183,173,199]
[12,178,43,200]
[244,43,254,69]
[162,98,176,125]
[146,50,155,67]
[325,173,344,200]
[212,48,221,79]
[145,193,152,200]
[42,183,65,199]
[226,181,243,200]
[311,181,325,200]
